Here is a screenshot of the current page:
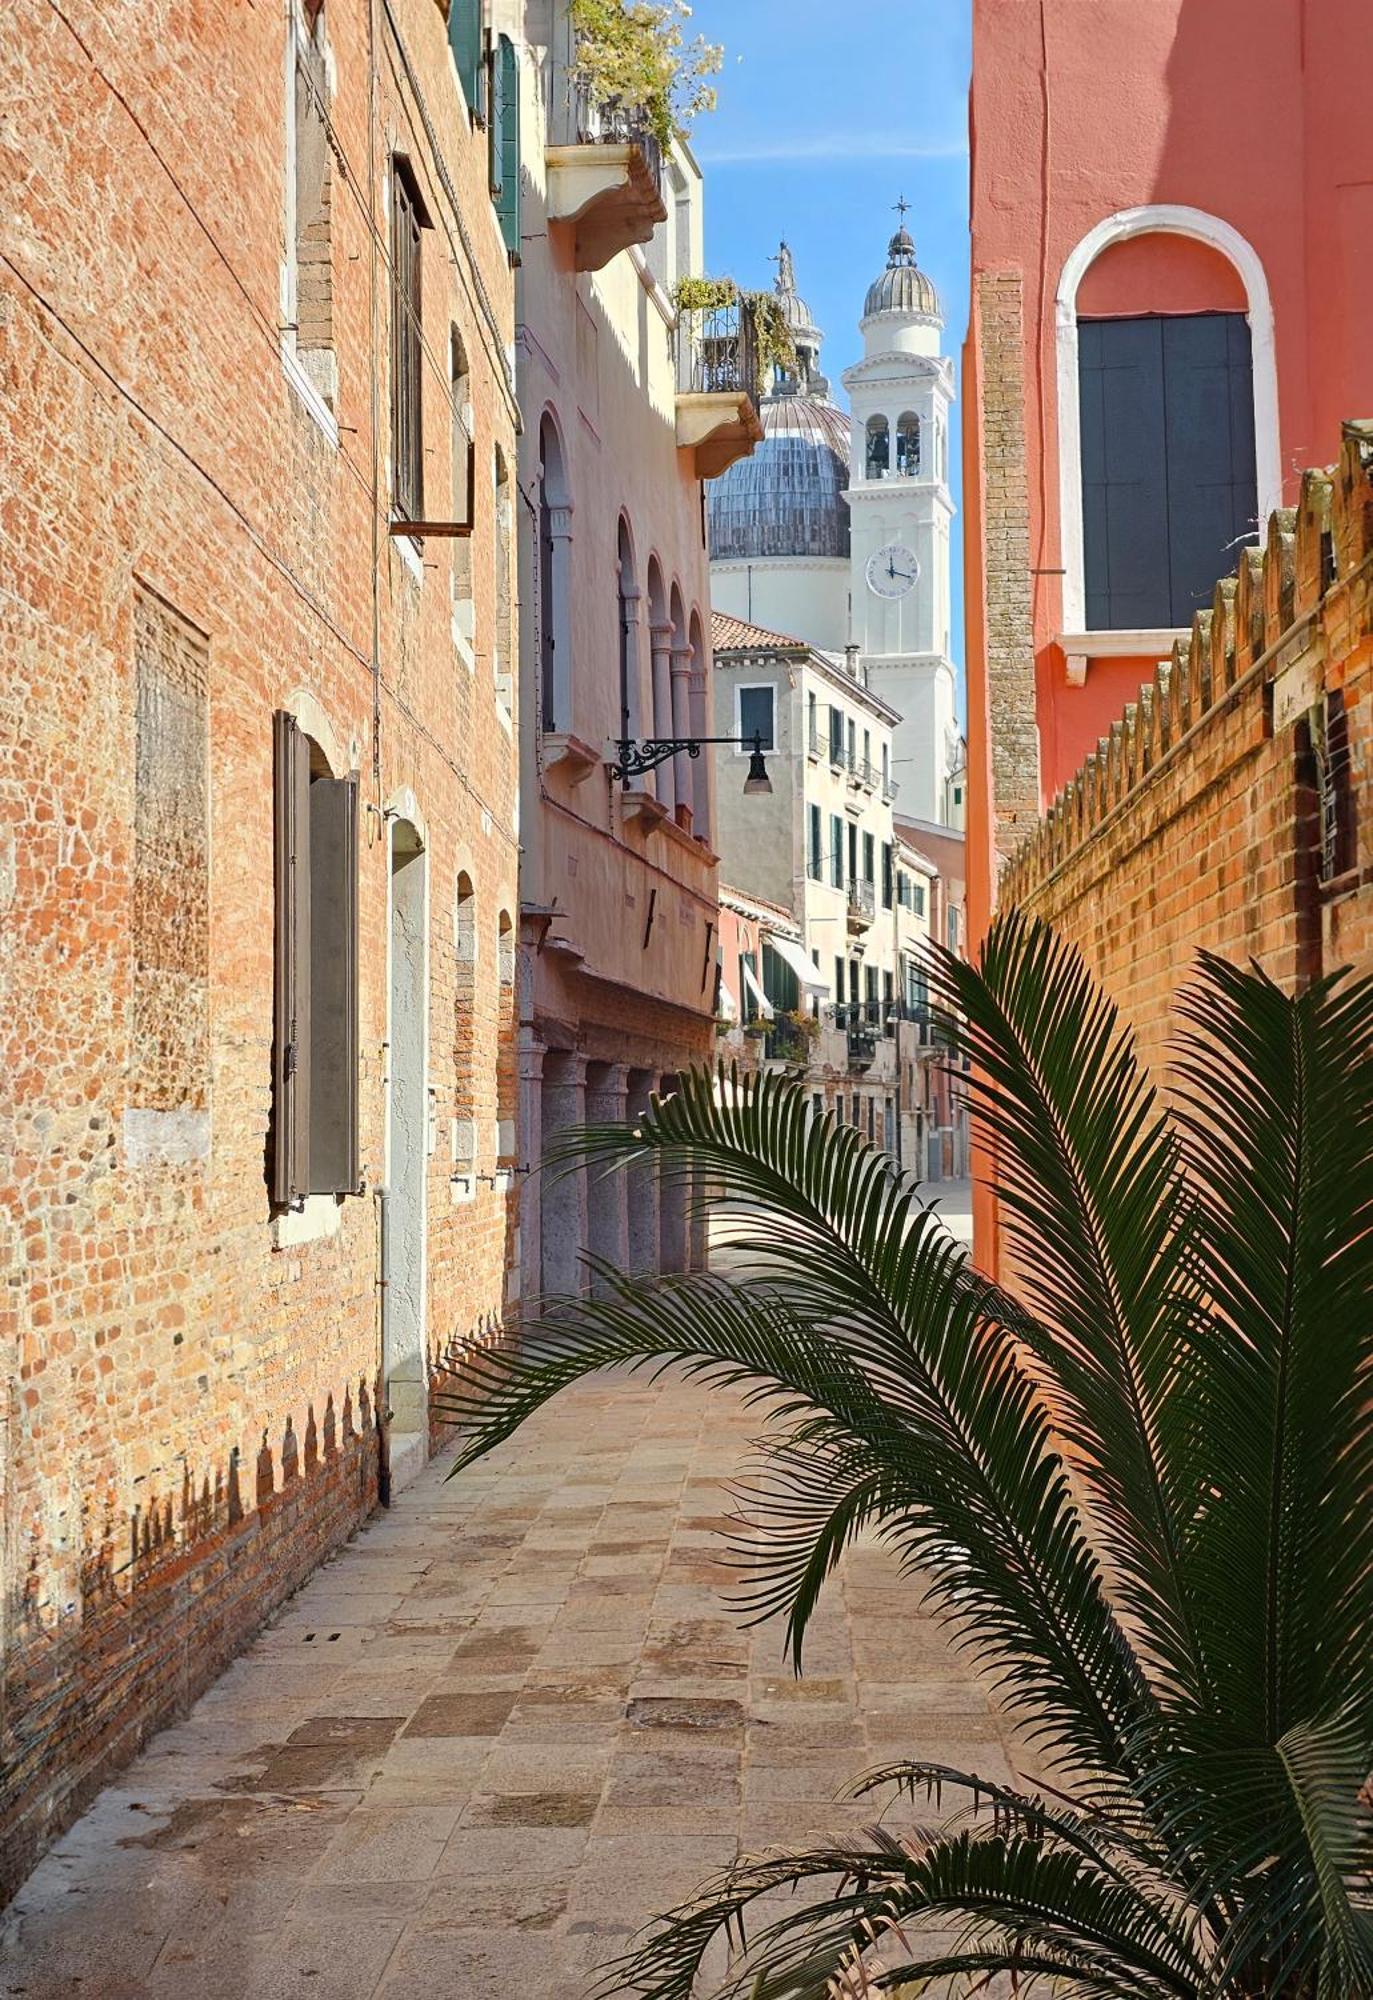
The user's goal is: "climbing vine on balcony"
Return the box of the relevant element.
[669,278,797,394]
[569,0,723,149]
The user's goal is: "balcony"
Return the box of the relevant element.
[675,295,764,479]
[846,880,875,930]
[882,773,900,803]
[763,1014,813,1067]
[807,722,823,760]
[856,757,879,794]
[545,85,667,272]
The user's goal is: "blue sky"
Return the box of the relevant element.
[688,0,972,695]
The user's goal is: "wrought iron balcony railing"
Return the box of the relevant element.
[847,879,876,923]
[675,295,761,411]
[570,82,663,195]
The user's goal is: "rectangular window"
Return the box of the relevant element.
[834,955,846,1004]
[273,711,360,1205]
[808,803,822,879]
[489,33,521,261]
[835,1095,844,1125]
[849,960,860,1004]
[865,964,879,1013]
[830,813,844,888]
[867,1097,876,1142]
[847,822,857,884]
[390,158,426,523]
[828,704,844,765]
[862,831,875,886]
[881,843,893,908]
[811,1092,823,1119]
[914,881,926,918]
[740,949,760,1023]
[807,689,817,749]
[1079,311,1257,629]
[289,1,334,410]
[846,717,856,768]
[737,683,776,753]
[947,906,959,951]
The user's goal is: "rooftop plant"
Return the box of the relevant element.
[669,276,797,394]
[569,0,722,150]
[448,912,1373,1998]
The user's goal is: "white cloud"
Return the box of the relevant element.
[697,134,968,166]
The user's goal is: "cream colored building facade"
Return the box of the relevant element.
[498,0,760,1308]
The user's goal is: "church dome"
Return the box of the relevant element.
[708,393,852,561]
[708,244,850,562]
[864,221,941,321]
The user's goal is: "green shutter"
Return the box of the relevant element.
[492,34,520,261]
[449,1,484,122]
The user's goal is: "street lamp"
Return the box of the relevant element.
[609,733,773,796]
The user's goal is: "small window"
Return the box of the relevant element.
[862,831,875,886]
[830,814,843,888]
[914,881,927,918]
[390,157,427,524]
[737,684,775,754]
[865,413,889,477]
[808,803,823,880]
[272,711,359,1206]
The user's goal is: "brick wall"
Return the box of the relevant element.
[0,0,519,1899]
[1002,424,1373,1095]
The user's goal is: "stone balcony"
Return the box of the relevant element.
[545,88,667,272]
[674,297,764,480]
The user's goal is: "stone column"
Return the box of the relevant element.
[619,584,644,743]
[657,1073,689,1275]
[670,639,694,830]
[625,1068,660,1278]
[540,1051,589,1301]
[547,502,575,731]
[649,621,675,813]
[688,662,711,845]
[585,1061,631,1295]
[516,1033,546,1319]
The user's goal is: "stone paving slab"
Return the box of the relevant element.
[0,1371,1027,1998]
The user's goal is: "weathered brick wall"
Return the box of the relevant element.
[0,0,519,1898]
[1003,427,1373,1089]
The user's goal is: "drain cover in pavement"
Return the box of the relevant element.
[625,1697,745,1731]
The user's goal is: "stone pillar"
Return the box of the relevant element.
[657,1073,689,1275]
[625,1068,659,1278]
[585,1061,631,1295]
[540,1051,589,1301]
[650,621,675,813]
[516,1032,546,1318]
[548,503,575,731]
[619,584,644,743]
[670,639,694,830]
[688,662,711,845]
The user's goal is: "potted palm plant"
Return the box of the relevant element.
[443,912,1373,1997]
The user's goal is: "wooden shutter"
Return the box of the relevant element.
[496,36,520,259]
[1162,313,1256,622]
[390,161,424,523]
[1079,316,1171,629]
[448,0,485,122]
[308,771,359,1194]
[828,705,843,763]
[487,34,505,200]
[272,711,311,1207]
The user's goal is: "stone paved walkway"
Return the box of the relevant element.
[0,1371,1027,1999]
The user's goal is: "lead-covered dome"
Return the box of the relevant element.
[708,393,852,560]
[864,223,941,321]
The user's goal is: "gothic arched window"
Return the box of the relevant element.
[896,411,921,476]
[865,414,889,478]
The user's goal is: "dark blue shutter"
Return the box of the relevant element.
[1162,314,1256,621]
[1080,312,1256,630]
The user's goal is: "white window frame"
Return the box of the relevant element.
[734,681,776,755]
[1055,204,1280,640]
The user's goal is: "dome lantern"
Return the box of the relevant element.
[862,198,941,323]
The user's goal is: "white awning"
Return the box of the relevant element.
[769,934,829,994]
[718,978,738,1022]
[741,960,775,1020]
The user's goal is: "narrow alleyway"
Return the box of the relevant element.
[0,1367,1023,2000]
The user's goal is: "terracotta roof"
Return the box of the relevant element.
[710,610,809,653]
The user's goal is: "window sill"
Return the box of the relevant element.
[280,339,340,448]
[1056,628,1187,686]
[271,1194,342,1249]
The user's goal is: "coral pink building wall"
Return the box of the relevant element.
[967,0,1373,907]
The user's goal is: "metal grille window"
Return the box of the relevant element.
[390,158,425,524]
[1315,690,1355,884]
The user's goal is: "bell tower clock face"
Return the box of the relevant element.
[865,543,920,599]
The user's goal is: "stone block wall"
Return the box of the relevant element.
[1001,424,1373,1090]
[0,0,519,1899]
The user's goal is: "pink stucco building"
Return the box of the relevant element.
[964,0,1373,953]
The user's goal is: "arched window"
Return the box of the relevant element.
[537,415,571,730]
[896,411,920,476]
[493,445,513,715]
[617,516,640,743]
[286,0,335,419]
[865,414,889,478]
[450,328,473,650]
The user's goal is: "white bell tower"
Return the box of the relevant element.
[842,204,958,825]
